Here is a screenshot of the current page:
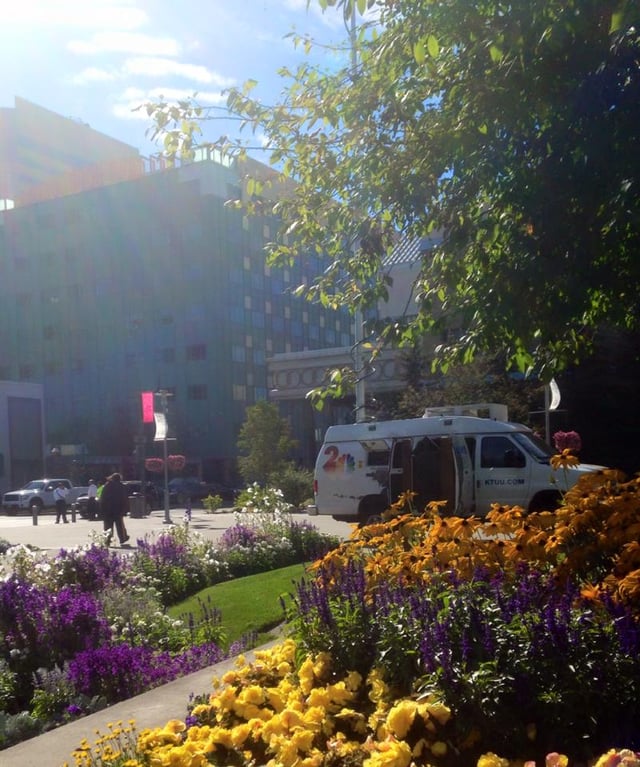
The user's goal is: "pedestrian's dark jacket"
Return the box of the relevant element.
[100,478,129,519]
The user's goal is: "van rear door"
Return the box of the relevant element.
[389,439,412,506]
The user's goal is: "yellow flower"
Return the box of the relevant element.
[345,670,363,691]
[550,449,580,470]
[385,700,417,739]
[307,686,331,710]
[545,753,569,767]
[299,657,316,695]
[326,680,356,707]
[302,705,331,733]
[367,668,390,705]
[363,738,412,767]
[312,651,332,679]
[430,740,448,757]
[477,753,510,767]
[229,722,252,748]
[418,697,451,727]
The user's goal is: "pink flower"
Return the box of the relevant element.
[553,430,582,452]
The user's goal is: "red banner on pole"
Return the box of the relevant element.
[141,391,154,423]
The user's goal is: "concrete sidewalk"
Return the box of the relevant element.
[0,506,350,553]
[3,633,285,767]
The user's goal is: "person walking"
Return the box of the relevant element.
[53,482,69,524]
[99,473,130,546]
[86,478,98,520]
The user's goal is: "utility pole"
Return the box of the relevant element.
[349,3,366,423]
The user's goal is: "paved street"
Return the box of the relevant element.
[0,506,354,552]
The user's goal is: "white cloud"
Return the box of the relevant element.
[68,31,180,56]
[71,67,118,85]
[123,57,235,87]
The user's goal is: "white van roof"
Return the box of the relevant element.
[323,414,529,443]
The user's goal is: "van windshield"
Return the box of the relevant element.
[512,432,553,463]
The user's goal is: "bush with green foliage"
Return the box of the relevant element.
[269,463,314,508]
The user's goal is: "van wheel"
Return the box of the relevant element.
[528,491,562,513]
[357,496,387,527]
[359,513,383,528]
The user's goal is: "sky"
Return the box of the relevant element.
[0,0,350,158]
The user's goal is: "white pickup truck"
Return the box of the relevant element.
[2,478,88,516]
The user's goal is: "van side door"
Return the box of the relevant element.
[452,435,474,515]
[474,434,531,513]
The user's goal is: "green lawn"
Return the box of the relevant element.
[168,563,310,647]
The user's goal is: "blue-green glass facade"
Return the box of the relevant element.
[0,158,352,477]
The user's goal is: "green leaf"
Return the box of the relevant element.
[489,45,503,62]
[413,39,426,64]
[609,11,624,33]
[427,35,440,58]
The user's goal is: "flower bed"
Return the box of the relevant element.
[65,468,640,766]
[0,509,340,749]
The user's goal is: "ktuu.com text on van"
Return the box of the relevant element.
[313,403,603,524]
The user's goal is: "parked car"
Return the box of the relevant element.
[168,477,221,506]
[3,479,87,516]
[76,481,160,519]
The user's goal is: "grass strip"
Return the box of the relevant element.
[168,562,309,646]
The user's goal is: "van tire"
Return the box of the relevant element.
[528,491,562,513]
[357,495,387,527]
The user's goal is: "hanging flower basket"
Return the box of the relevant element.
[553,430,582,453]
[145,457,165,473]
[167,454,186,471]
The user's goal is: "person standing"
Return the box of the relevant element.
[86,479,98,520]
[99,473,130,546]
[53,483,69,524]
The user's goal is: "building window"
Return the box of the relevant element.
[232,384,246,401]
[43,325,55,339]
[251,311,265,328]
[244,295,252,310]
[72,358,85,372]
[188,384,208,400]
[159,347,175,363]
[232,345,246,363]
[44,361,61,375]
[186,344,206,361]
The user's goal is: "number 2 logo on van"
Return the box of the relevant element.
[322,445,356,473]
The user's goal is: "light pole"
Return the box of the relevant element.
[155,389,174,524]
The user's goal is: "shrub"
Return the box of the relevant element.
[203,493,224,512]
[268,463,314,508]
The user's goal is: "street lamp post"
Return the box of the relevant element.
[155,389,174,525]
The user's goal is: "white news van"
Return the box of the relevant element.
[313,403,603,524]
